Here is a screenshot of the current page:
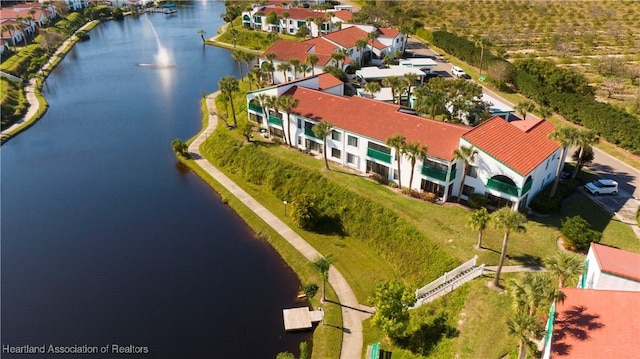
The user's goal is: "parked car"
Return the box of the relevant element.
[452,66,467,78]
[584,179,618,196]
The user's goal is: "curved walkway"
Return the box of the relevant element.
[189,92,370,359]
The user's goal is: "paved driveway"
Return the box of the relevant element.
[578,187,639,224]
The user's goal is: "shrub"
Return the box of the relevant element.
[561,215,602,251]
[468,193,487,209]
[530,179,580,214]
[302,283,318,298]
[370,173,389,185]
[420,192,437,203]
[291,193,319,230]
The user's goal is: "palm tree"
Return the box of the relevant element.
[289,58,301,79]
[571,129,599,179]
[232,50,245,78]
[330,51,346,69]
[508,272,555,316]
[218,76,240,127]
[355,38,368,67]
[506,312,544,359]
[467,207,491,249]
[474,36,487,75]
[515,100,535,121]
[363,81,381,99]
[281,11,290,33]
[313,17,324,36]
[298,63,311,78]
[386,135,407,189]
[278,95,299,147]
[266,52,277,68]
[243,53,256,80]
[548,126,579,198]
[367,30,379,54]
[403,73,419,103]
[306,54,319,75]
[382,76,404,105]
[171,138,189,158]
[197,28,206,44]
[539,105,553,120]
[452,145,478,203]
[256,93,272,128]
[313,254,334,302]
[228,28,238,48]
[403,142,428,189]
[544,252,584,288]
[312,121,334,170]
[277,61,291,83]
[491,208,527,287]
[261,61,275,84]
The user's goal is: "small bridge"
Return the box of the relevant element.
[412,255,485,308]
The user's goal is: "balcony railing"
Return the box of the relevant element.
[522,179,533,195]
[268,114,282,126]
[421,165,448,182]
[486,178,520,197]
[449,168,457,182]
[248,103,263,113]
[367,147,391,163]
[304,127,322,139]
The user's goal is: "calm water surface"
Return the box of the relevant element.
[1,3,310,357]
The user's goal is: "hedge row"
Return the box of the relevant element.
[201,131,458,284]
[514,59,640,154]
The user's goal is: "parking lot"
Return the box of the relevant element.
[579,187,639,224]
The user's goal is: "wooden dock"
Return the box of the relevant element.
[282,307,324,331]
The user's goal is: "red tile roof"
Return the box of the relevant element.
[377,27,400,38]
[262,40,314,62]
[323,26,385,50]
[317,73,343,90]
[304,37,339,54]
[591,243,640,281]
[262,7,330,22]
[550,288,640,358]
[332,10,353,21]
[284,87,470,161]
[462,117,558,176]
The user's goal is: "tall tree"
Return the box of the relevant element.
[367,280,415,340]
[289,58,301,79]
[228,27,238,48]
[506,312,544,359]
[255,93,272,128]
[313,17,325,36]
[218,76,239,127]
[402,73,420,103]
[386,135,407,189]
[243,53,256,80]
[452,145,478,203]
[231,50,245,78]
[474,36,487,75]
[363,81,381,99]
[298,63,311,78]
[312,121,334,170]
[313,254,334,302]
[403,141,427,190]
[413,80,447,118]
[571,129,599,179]
[382,76,404,105]
[281,11,290,34]
[355,38,368,67]
[261,61,275,85]
[539,105,553,120]
[508,272,555,316]
[544,252,584,288]
[515,100,535,121]
[367,30,379,55]
[330,51,346,69]
[467,207,491,249]
[305,54,319,75]
[491,208,527,287]
[278,95,299,147]
[548,126,579,198]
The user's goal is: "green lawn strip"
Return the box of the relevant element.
[179,155,343,358]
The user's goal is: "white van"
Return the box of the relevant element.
[452,66,467,78]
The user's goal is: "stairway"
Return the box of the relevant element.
[412,256,485,308]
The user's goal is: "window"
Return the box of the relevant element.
[545,158,549,170]
[393,169,399,180]
[462,185,475,197]
[332,148,341,158]
[366,160,389,177]
[368,142,390,154]
[297,118,302,129]
[347,135,358,147]
[331,130,341,141]
[297,136,302,146]
[305,139,322,153]
[424,159,447,172]
[466,165,478,178]
[347,153,358,165]
[420,179,444,197]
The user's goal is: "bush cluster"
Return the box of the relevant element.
[561,215,602,251]
[201,131,458,282]
[530,179,580,214]
[467,193,487,209]
[401,188,437,203]
[0,78,28,129]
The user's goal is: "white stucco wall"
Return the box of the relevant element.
[582,250,640,291]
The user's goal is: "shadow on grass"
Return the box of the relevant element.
[394,313,459,356]
[507,253,543,267]
[531,192,613,233]
[313,214,347,238]
[325,299,375,314]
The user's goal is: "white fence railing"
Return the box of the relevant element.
[413,264,485,308]
[415,255,478,298]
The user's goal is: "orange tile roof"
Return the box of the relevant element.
[262,39,314,62]
[323,26,385,50]
[462,117,558,176]
[304,37,339,54]
[550,288,640,358]
[377,27,400,38]
[284,87,470,161]
[591,243,640,281]
[317,73,343,90]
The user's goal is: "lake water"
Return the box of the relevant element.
[1,2,310,357]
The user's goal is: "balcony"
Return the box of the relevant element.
[304,127,322,139]
[522,179,533,195]
[421,165,448,182]
[367,147,391,163]
[268,114,282,126]
[248,103,263,113]
[486,178,520,197]
[448,168,457,182]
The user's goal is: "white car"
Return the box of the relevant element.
[452,66,467,78]
[584,179,618,196]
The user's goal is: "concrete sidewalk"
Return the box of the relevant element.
[188,93,368,359]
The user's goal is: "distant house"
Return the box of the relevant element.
[241,5,335,38]
[578,243,640,291]
[341,24,407,61]
[541,288,640,359]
